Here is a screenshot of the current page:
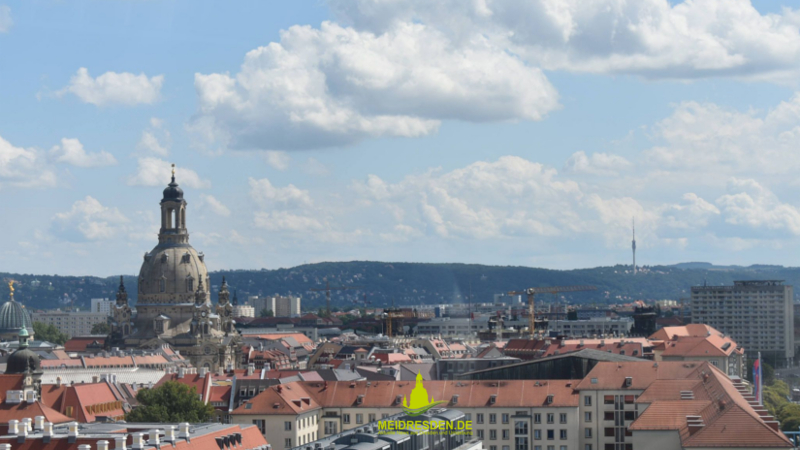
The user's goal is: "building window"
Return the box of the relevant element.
[186,276,194,292]
[490,414,497,424]
[503,430,510,440]
[284,439,291,449]
[604,428,614,437]
[547,414,554,424]
[585,445,592,450]
[478,430,484,439]
[559,413,567,424]
[159,276,166,293]
[559,430,567,440]
[515,421,528,436]
[585,428,592,438]
[253,420,265,434]
[502,413,510,424]
[604,395,614,404]
[515,437,529,450]
[324,422,337,435]
[356,414,363,424]
[491,430,497,440]
[477,414,484,424]
[369,413,376,423]
[285,421,292,431]
[547,430,554,440]
[343,414,350,424]
[534,430,541,440]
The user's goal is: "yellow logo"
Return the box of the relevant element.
[402,372,446,416]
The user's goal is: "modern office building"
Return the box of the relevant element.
[691,280,794,365]
[30,310,108,336]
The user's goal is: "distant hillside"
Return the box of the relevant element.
[3,261,799,311]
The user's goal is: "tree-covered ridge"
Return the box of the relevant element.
[2,261,799,310]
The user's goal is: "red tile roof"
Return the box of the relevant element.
[64,337,106,352]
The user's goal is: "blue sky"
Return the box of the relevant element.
[3,0,800,276]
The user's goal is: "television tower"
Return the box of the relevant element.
[632,217,637,275]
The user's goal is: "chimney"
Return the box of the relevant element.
[43,422,53,438]
[68,421,79,439]
[686,416,704,435]
[0,444,11,450]
[56,377,62,387]
[247,363,255,376]
[93,375,100,383]
[4,421,16,436]
[132,432,145,449]
[179,423,191,439]
[148,430,161,446]
[200,367,209,377]
[178,367,186,379]
[34,416,44,431]
[165,426,176,442]
[78,445,91,450]
[17,420,28,439]
[115,435,127,450]
[22,417,32,432]
[25,390,37,403]
[217,366,224,376]
[98,440,110,450]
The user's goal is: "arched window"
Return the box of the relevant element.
[159,276,166,293]
[186,276,194,292]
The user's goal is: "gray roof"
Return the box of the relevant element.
[461,347,642,376]
[0,300,33,336]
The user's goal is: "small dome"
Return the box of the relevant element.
[162,177,184,202]
[0,299,33,339]
[6,327,40,374]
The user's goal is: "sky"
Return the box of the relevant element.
[4,1,800,276]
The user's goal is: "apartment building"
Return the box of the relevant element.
[252,296,302,318]
[31,310,108,336]
[90,298,113,315]
[690,280,794,364]
[228,360,792,450]
[650,324,746,378]
[234,304,256,318]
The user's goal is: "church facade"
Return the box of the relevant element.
[107,168,242,370]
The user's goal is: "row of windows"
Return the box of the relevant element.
[476,413,568,424]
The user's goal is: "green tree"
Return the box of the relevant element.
[32,322,69,345]
[259,308,274,318]
[91,322,111,335]
[125,381,214,423]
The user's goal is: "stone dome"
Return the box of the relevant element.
[0,299,33,340]
[162,177,184,201]
[6,327,40,374]
[138,244,209,304]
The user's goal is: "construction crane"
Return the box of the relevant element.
[508,285,597,336]
[383,298,405,337]
[309,281,363,318]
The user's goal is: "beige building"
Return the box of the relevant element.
[691,280,794,365]
[649,324,746,378]
[31,310,108,336]
[234,305,256,318]
[106,170,242,370]
[252,296,301,317]
[228,360,792,450]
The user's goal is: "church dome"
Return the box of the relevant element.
[138,169,209,305]
[138,245,209,303]
[6,327,40,374]
[0,299,33,339]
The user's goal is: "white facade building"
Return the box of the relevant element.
[691,280,794,364]
[31,310,109,336]
[90,298,113,315]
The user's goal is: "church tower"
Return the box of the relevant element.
[107,165,241,370]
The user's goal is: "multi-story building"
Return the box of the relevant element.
[691,280,794,364]
[649,324,746,377]
[252,296,301,318]
[234,304,256,318]
[30,310,108,337]
[90,298,113,315]
[228,360,793,450]
[548,318,634,338]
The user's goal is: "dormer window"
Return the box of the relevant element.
[161,253,168,264]
[182,253,191,263]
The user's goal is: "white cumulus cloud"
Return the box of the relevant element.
[51,196,128,241]
[136,118,171,156]
[249,177,313,209]
[49,138,117,168]
[0,5,12,33]
[58,68,164,106]
[127,157,210,189]
[200,194,231,217]
[564,151,631,176]
[190,21,558,151]
[0,134,57,188]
